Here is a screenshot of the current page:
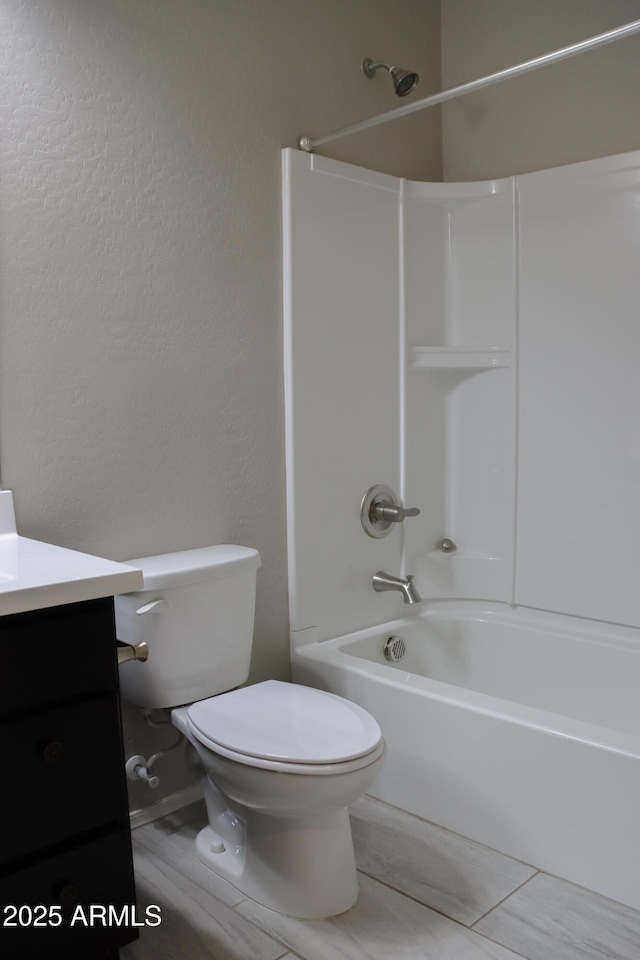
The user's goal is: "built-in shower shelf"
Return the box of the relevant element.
[409,346,510,370]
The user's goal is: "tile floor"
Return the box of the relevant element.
[121,795,640,960]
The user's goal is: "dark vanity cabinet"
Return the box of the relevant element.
[0,597,138,957]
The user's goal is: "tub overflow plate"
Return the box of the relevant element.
[383,635,406,662]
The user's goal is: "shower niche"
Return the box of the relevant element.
[284,147,640,637]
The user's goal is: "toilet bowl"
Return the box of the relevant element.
[115,545,385,918]
[172,680,384,918]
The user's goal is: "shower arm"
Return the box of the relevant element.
[298,18,640,153]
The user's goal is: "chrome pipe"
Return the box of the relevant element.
[298,18,640,153]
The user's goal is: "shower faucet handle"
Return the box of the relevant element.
[360,484,421,538]
[371,502,420,523]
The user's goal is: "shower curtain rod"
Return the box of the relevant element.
[298,18,640,153]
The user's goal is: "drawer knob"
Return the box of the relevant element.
[57,883,79,906]
[42,740,65,764]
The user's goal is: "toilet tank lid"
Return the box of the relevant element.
[124,545,261,591]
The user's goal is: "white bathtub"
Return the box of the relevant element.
[291,600,640,910]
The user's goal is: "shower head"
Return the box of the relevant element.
[362,58,419,97]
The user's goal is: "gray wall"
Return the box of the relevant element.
[441,0,640,181]
[0,0,441,809]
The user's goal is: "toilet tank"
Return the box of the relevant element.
[114,545,261,709]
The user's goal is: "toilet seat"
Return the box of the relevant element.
[185,722,385,775]
[185,680,383,775]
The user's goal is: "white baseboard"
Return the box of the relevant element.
[129,784,203,830]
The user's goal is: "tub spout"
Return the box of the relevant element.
[373,571,422,604]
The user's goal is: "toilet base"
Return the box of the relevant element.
[195,806,359,918]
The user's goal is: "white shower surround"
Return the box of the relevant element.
[283,147,640,908]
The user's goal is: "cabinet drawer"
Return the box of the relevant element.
[0,696,128,866]
[0,827,137,954]
[0,598,117,718]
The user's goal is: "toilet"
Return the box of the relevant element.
[115,545,385,919]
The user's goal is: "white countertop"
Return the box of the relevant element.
[0,491,143,616]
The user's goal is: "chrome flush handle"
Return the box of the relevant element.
[117,641,149,667]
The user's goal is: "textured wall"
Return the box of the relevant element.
[441,0,640,180]
[0,0,441,808]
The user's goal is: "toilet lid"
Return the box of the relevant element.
[187,680,382,764]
